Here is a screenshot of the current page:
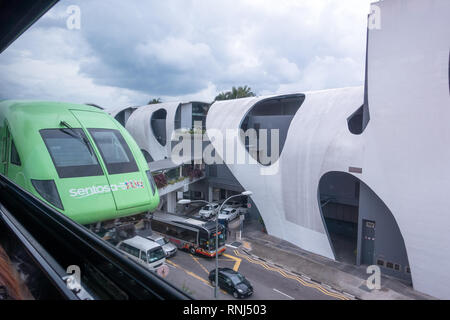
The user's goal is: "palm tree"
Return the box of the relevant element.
[214,92,231,101]
[232,85,255,99]
[214,86,255,101]
[148,98,162,104]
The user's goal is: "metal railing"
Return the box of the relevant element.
[0,174,191,300]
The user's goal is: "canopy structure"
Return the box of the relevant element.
[125,102,182,162]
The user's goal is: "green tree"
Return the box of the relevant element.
[215,85,255,101]
[148,98,162,104]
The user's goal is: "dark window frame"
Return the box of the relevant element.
[10,139,21,166]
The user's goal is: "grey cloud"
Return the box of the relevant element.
[1,0,372,104]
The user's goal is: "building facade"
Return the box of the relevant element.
[108,0,450,299]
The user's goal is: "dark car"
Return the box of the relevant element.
[208,268,253,298]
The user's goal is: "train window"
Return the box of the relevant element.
[2,137,7,163]
[88,129,139,175]
[10,140,21,166]
[40,129,103,178]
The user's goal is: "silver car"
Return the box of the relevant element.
[147,234,177,258]
[198,202,220,219]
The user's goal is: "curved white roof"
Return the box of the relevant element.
[207,87,364,259]
[125,101,181,161]
[107,105,138,119]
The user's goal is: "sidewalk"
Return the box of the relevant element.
[234,219,435,300]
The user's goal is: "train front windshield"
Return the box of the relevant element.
[41,128,140,179]
[40,129,103,178]
[88,129,139,174]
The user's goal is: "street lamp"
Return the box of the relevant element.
[179,190,253,299]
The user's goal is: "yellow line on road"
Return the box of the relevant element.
[223,253,241,271]
[167,259,228,295]
[190,255,210,274]
[218,258,237,262]
[233,250,350,300]
[166,260,210,285]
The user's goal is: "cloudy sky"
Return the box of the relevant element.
[0,0,373,109]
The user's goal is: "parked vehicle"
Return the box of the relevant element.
[151,212,226,257]
[147,234,177,258]
[199,202,220,219]
[237,204,249,215]
[208,268,253,298]
[218,207,239,222]
[223,200,241,209]
[117,236,166,271]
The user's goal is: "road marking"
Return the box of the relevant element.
[167,257,229,296]
[273,288,294,300]
[190,255,210,274]
[218,257,237,262]
[166,259,211,286]
[223,253,241,271]
[233,249,350,300]
[242,241,251,250]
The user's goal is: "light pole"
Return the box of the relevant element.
[178,190,252,299]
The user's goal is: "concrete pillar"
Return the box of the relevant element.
[167,191,177,214]
[208,186,213,202]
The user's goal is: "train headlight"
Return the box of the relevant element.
[31,179,64,210]
[145,170,157,195]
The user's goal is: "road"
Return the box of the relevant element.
[163,244,349,300]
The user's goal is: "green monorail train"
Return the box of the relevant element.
[0,100,159,225]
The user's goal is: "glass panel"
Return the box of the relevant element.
[92,131,129,163]
[140,251,147,263]
[10,140,21,166]
[229,273,245,285]
[40,129,103,178]
[155,238,166,246]
[208,231,225,249]
[89,129,139,175]
[147,247,165,263]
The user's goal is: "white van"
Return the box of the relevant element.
[117,236,166,271]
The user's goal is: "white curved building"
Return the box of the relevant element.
[207,87,364,259]
[125,101,182,162]
[205,0,450,299]
[106,0,448,299]
[108,105,138,124]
